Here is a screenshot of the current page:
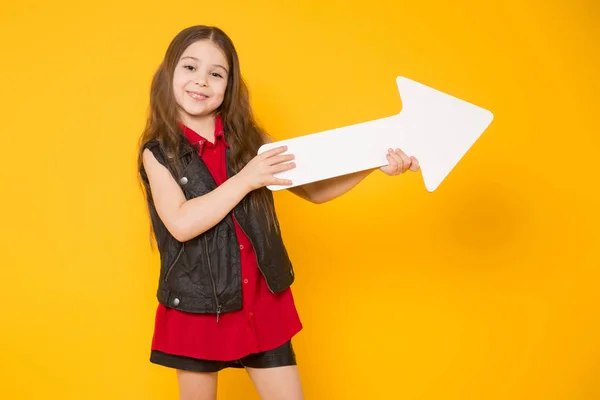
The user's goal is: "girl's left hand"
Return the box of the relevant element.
[380,148,420,176]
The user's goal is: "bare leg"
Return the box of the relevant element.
[176,370,218,400]
[246,365,304,400]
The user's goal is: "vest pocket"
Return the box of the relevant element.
[164,243,184,283]
[169,238,213,298]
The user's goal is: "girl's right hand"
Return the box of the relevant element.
[238,146,296,191]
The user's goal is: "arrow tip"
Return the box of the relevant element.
[394,76,494,192]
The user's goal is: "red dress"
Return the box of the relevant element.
[151,115,303,361]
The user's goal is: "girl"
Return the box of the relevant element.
[138,25,419,400]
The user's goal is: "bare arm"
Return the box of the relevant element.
[143,149,250,242]
[288,168,376,204]
[142,145,294,242]
[288,147,420,204]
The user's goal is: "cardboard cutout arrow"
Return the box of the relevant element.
[257,76,494,192]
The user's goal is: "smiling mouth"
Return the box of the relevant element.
[187,91,208,100]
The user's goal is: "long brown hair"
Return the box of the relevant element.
[137,25,278,237]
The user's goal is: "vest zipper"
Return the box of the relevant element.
[203,236,221,322]
[232,210,275,294]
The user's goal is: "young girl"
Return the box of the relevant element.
[138,25,419,400]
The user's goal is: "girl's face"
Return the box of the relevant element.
[172,40,229,123]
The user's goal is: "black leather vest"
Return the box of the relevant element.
[140,138,295,318]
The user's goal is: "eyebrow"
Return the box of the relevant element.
[180,56,228,72]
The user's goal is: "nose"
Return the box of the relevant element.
[194,76,208,87]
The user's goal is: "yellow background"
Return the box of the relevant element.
[1,0,599,398]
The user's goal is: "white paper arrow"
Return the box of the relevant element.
[258,76,494,192]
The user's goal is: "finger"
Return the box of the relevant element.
[394,148,411,172]
[409,156,420,172]
[388,149,403,173]
[267,153,295,165]
[394,148,410,170]
[270,178,293,186]
[386,152,399,172]
[261,145,288,158]
[271,161,296,173]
